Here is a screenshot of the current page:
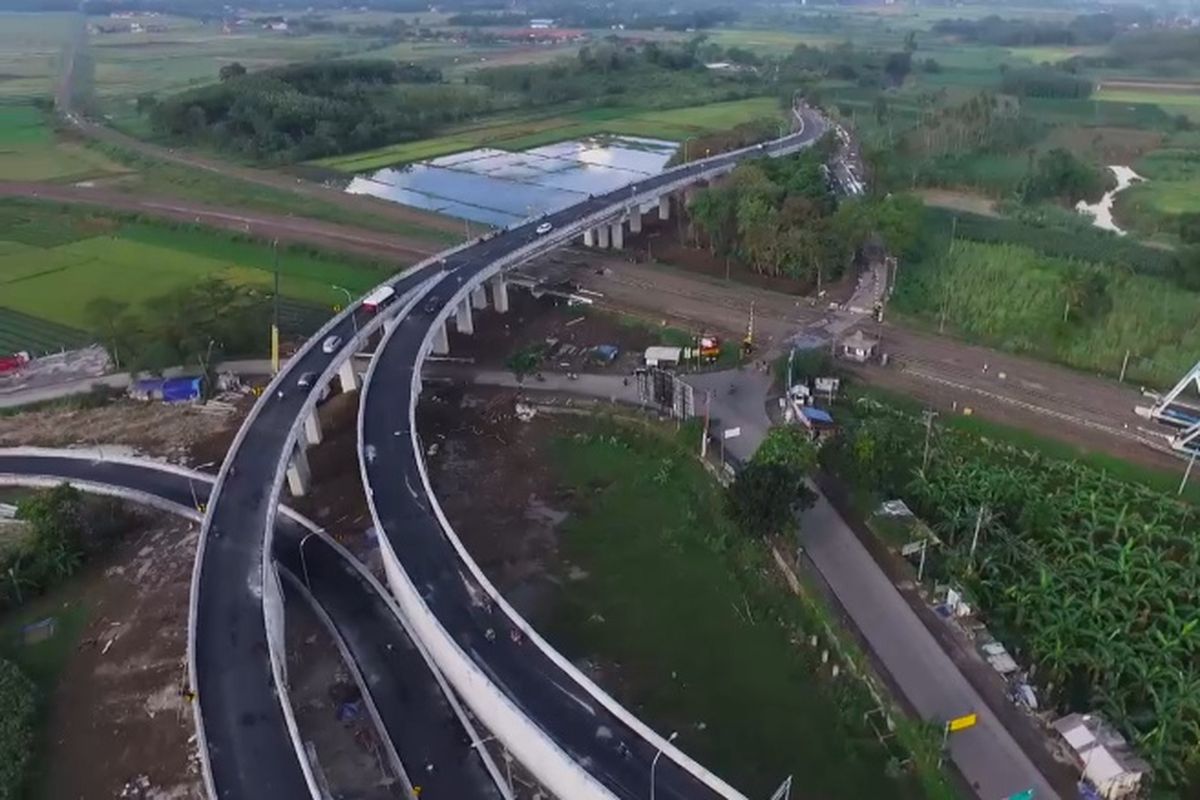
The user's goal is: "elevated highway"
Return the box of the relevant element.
[358,107,829,800]
[192,105,827,799]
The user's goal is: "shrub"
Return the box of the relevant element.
[0,658,35,800]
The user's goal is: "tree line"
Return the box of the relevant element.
[685,144,924,289]
[147,59,451,162]
[930,11,1138,47]
[85,278,273,381]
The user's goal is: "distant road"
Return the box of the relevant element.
[0,183,437,262]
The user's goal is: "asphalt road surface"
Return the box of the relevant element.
[0,453,503,800]
[360,110,829,800]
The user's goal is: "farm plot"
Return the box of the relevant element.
[824,403,1200,792]
[892,239,1200,387]
[316,97,781,171]
[0,105,129,183]
[0,213,384,352]
[0,307,91,356]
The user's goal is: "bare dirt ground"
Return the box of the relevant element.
[527,252,1186,474]
[914,188,999,217]
[443,281,686,376]
[286,593,404,800]
[0,398,247,463]
[419,385,567,615]
[41,512,203,800]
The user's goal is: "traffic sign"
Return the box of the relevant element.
[948,712,977,732]
[723,427,742,439]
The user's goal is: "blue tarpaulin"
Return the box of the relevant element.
[591,344,620,362]
[161,377,202,403]
[802,406,834,424]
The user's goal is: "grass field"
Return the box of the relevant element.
[0,12,75,100]
[1005,44,1109,64]
[0,203,393,352]
[544,419,933,800]
[0,105,129,183]
[316,97,782,172]
[1094,87,1200,122]
[892,239,1200,387]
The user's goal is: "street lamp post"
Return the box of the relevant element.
[299,531,317,589]
[650,731,678,800]
[332,285,357,334]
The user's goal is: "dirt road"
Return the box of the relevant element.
[0,182,438,263]
[529,251,1183,473]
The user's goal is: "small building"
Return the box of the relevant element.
[529,18,555,28]
[1052,713,1150,799]
[644,346,682,368]
[838,330,879,364]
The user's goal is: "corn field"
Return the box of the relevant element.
[821,401,1200,790]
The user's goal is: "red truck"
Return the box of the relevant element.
[0,351,30,376]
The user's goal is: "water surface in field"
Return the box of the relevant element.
[345,135,678,226]
[1075,165,1145,236]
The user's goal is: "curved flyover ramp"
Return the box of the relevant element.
[360,109,828,800]
[189,266,442,798]
[0,450,506,800]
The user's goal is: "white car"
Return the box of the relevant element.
[321,335,342,354]
[535,222,553,235]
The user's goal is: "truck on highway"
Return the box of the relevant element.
[0,351,30,376]
[362,286,396,313]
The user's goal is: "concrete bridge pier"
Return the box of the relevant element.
[583,228,595,248]
[454,299,474,335]
[629,210,642,234]
[431,320,450,354]
[610,220,624,250]
[596,225,610,249]
[338,359,359,394]
[491,276,510,314]
[286,444,311,497]
[303,410,322,446]
[471,285,488,310]
[658,195,671,221]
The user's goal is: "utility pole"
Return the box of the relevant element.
[271,238,281,375]
[700,390,712,459]
[1119,349,1131,383]
[921,409,938,471]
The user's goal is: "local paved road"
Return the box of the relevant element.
[683,368,1060,800]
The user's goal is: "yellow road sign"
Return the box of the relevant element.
[948,713,977,732]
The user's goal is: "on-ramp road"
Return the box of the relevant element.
[0,451,505,800]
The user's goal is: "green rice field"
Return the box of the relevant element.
[0,204,391,353]
[0,104,128,182]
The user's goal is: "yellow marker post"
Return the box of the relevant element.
[948,713,977,732]
[940,712,978,767]
[270,324,280,375]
